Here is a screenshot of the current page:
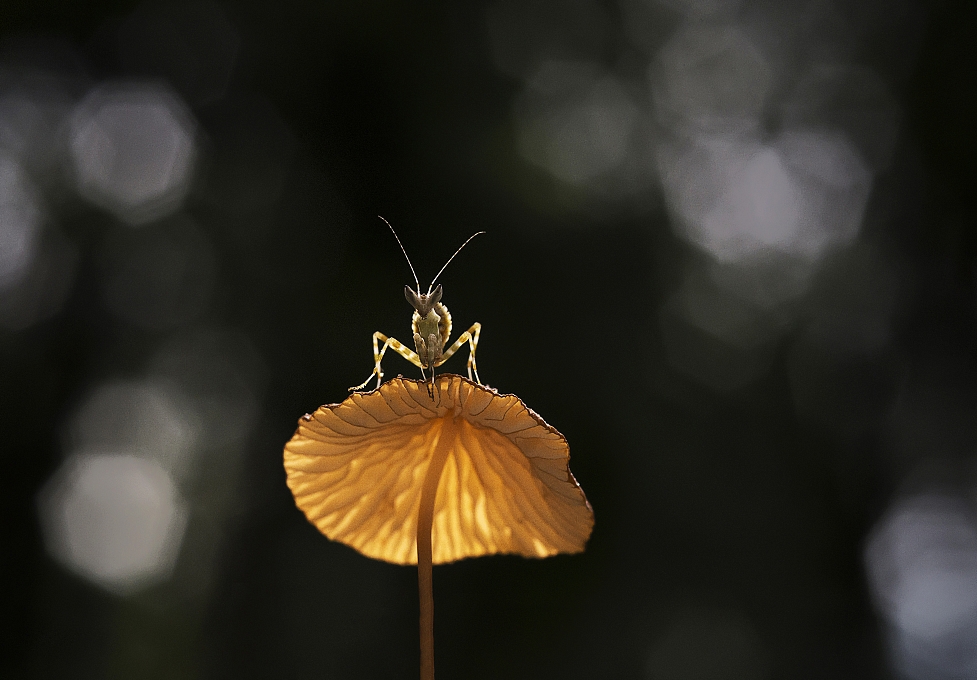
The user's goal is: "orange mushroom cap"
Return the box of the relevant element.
[284,374,593,565]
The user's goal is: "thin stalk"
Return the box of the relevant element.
[417,417,454,680]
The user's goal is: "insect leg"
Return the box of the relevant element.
[438,322,481,384]
[349,331,386,392]
[349,332,425,391]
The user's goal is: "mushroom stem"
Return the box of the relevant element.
[417,416,455,680]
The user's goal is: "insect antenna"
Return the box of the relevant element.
[378,215,420,292]
[428,231,486,294]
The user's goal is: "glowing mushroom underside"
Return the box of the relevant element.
[284,374,593,565]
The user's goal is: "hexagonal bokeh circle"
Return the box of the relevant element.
[69,82,197,226]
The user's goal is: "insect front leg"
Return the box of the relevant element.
[349,332,424,392]
[438,322,481,384]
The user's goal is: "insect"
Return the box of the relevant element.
[349,216,484,396]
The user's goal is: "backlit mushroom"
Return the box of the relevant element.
[284,374,593,678]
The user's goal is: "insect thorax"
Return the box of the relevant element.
[412,302,452,359]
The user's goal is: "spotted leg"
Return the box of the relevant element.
[349,332,425,392]
[438,322,481,384]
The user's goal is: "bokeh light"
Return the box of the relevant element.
[0,152,41,289]
[65,379,199,479]
[781,64,901,172]
[38,453,188,595]
[866,490,977,679]
[0,47,79,330]
[0,234,77,331]
[651,23,771,129]
[515,62,640,187]
[69,82,197,225]
[659,129,872,262]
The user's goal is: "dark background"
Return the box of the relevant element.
[2,0,976,678]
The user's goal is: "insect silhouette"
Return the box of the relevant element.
[349,216,484,397]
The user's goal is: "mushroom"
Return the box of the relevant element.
[284,374,593,679]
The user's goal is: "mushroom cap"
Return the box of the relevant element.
[284,374,593,565]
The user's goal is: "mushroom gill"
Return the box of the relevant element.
[283,374,593,564]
